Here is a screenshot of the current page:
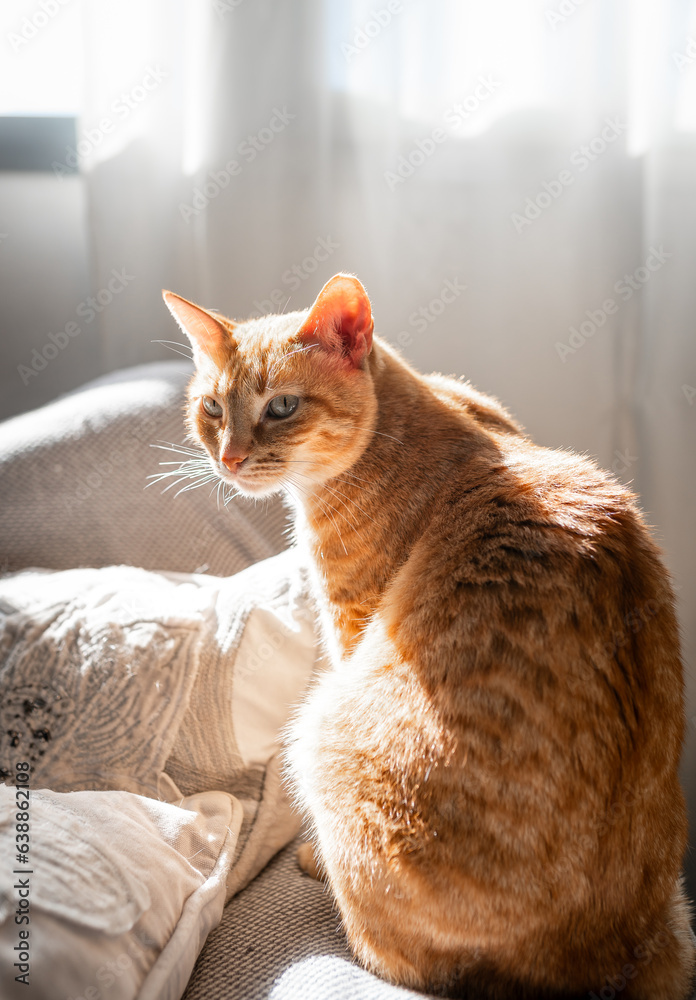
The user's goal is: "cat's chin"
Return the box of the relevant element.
[234,482,283,498]
[216,476,281,498]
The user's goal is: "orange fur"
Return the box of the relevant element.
[163,276,695,998]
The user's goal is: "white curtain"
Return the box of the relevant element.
[79,0,696,884]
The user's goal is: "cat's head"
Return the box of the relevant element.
[162,273,378,498]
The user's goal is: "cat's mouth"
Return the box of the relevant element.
[214,459,281,498]
[213,451,327,499]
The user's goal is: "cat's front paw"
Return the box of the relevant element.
[297,841,324,881]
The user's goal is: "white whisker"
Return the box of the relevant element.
[371,429,403,445]
[284,467,374,528]
[147,465,210,479]
[152,441,208,458]
[223,487,242,507]
[146,460,211,485]
[173,476,218,497]
[285,473,349,555]
[151,339,194,361]
[153,460,207,467]
[145,447,219,500]
[322,482,376,527]
[267,343,318,385]
[283,459,371,485]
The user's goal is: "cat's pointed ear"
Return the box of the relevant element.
[162,290,234,363]
[298,274,373,367]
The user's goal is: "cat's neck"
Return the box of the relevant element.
[288,339,490,659]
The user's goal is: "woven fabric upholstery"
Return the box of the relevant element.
[183,838,432,1000]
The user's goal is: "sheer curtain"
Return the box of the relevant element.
[79,0,696,886]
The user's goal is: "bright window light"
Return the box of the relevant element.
[0,0,84,116]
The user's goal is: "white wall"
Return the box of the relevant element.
[0,173,97,420]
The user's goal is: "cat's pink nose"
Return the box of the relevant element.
[221,449,248,474]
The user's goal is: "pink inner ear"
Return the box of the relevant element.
[299,274,374,366]
[162,291,232,360]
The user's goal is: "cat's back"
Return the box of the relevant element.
[328,370,684,844]
[318,376,690,994]
[390,376,682,735]
[412,372,673,634]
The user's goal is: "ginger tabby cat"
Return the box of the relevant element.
[163,274,695,999]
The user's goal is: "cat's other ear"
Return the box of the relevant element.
[298,274,373,367]
[162,290,234,363]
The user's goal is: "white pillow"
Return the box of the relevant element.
[0,550,318,999]
[0,786,241,1000]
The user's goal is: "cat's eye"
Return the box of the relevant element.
[267,394,299,419]
[201,396,223,418]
